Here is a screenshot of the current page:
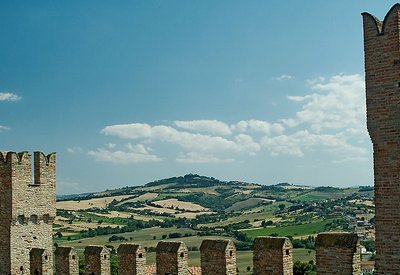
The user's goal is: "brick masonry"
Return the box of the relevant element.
[117,243,146,275]
[362,4,400,274]
[84,245,111,275]
[0,152,56,275]
[156,241,188,275]
[55,246,79,275]
[253,236,293,275]
[315,232,360,274]
[200,239,236,275]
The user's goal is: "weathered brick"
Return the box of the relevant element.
[362,4,400,274]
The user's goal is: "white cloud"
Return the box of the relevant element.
[0,125,10,132]
[283,74,366,134]
[0,92,21,102]
[176,152,234,164]
[232,119,285,135]
[67,146,83,154]
[101,123,260,155]
[174,120,232,135]
[96,74,370,164]
[272,74,293,81]
[261,130,367,158]
[88,144,161,164]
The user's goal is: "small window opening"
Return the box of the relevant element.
[138,253,143,258]
[286,249,290,256]
[44,255,48,260]
[180,252,184,258]
[17,215,25,224]
[229,251,233,257]
[43,214,50,223]
[72,255,76,260]
[20,266,24,271]
[104,255,107,259]
[30,215,38,224]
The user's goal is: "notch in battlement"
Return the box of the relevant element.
[362,3,400,36]
[0,151,56,186]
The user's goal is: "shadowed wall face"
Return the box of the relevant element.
[55,247,79,275]
[316,232,360,275]
[253,237,293,275]
[156,241,188,275]
[117,244,146,275]
[362,4,400,274]
[84,246,110,275]
[200,239,237,275]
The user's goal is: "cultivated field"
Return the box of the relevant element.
[57,195,133,210]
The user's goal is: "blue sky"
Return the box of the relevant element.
[0,1,397,194]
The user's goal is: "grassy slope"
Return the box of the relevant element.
[243,219,335,238]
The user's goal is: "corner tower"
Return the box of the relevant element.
[362,4,400,273]
[0,151,56,274]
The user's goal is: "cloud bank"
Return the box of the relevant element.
[88,74,368,164]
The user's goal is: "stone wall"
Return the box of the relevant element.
[253,236,293,275]
[362,4,400,274]
[117,243,146,275]
[316,232,360,274]
[55,246,79,275]
[200,239,236,275]
[84,245,111,275]
[0,152,56,274]
[30,248,52,275]
[156,241,188,275]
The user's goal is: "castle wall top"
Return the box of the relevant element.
[200,239,234,251]
[253,236,292,250]
[316,232,358,250]
[362,3,400,35]
[156,241,187,253]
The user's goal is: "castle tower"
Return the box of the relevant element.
[117,243,146,275]
[253,236,293,275]
[84,246,110,275]
[0,152,56,274]
[362,4,400,273]
[156,241,188,275]
[315,232,360,274]
[200,239,236,275]
[55,246,79,275]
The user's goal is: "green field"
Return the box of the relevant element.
[243,219,334,238]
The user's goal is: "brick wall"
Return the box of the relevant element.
[362,4,400,274]
[316,232,360,274]
[200,239,236,275]
[253,236,293,275]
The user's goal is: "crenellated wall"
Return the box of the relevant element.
[0,150,367,274]
[0,151,56,275]
[362,4,400,274]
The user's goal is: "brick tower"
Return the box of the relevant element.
[362,4,400,273]
[0,151,56,274]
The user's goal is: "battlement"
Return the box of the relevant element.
[363,4,400,273]
[362,4,400,35]
[0,151,56,185]
[48,235,360,275]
